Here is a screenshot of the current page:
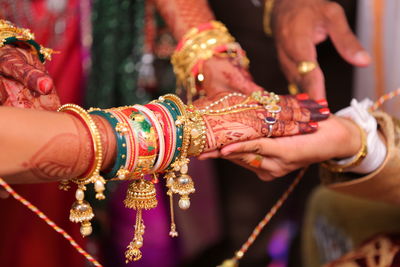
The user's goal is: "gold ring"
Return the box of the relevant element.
[249,155,263,168]
[297,61,318,75]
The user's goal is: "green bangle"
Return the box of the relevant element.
[159,100,183,165]
[89,110,127,180]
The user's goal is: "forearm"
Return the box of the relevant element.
[0,107,116,183]
[154,0,214,40]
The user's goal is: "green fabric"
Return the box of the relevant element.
[86,0,150,108]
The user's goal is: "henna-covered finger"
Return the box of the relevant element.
[268,120,318,137]
[274,106,310,122]
[280,94,328,111]
[0,45,54,95]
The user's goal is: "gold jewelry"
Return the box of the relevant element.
[57,104,106,236]
[124,178,158,262]
[263,0,276,36]
[297,61,318,75]
[321,124,368,172]
[172,21,249,103]
[161,94,197,237]
[0,19,55,62]
[187,107,207,156]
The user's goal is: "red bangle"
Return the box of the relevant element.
[65,110,95,178]
[146,103,176,172]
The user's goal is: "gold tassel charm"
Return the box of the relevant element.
[69,186,94,237]
[124,179,157,263]
[170,173,195,210]
[170,160,195,210]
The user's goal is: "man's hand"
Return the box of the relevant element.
[0,45,60,110]
[273,0,371,99]
[200,116,360,181]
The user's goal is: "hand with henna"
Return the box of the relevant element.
[0,45,60,111]
[195,92,330,152]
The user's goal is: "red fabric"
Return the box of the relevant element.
[0,1,86,267]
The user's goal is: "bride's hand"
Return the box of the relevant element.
[202,116,361,181]
[198,57,263,96]
[0,45,60,111]
[194,91,330,152]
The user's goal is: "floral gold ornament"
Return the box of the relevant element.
[124,178,158,262]
[0,19,55,62]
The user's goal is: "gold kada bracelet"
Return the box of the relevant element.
[321,123,368,173]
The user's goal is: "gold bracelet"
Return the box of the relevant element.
[0,19,55,62]
[263,0,276,36]
[172,21,249,103]
[57,104,107,236]
[187,107,207,156]
[321,123,368,173]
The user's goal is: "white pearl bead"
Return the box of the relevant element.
[75,189,85,201]
[94,180,105,192]
[179,198,191,210]
[134,239,143,248]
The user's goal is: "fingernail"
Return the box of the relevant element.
[316,99,328,106]
[354,51,371,64]
[38,78,53,94]
[319,108,330,115]
[296,93,309,100]
[309,122,318,128]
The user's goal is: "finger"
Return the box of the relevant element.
[280,94,328,109]
[198,150,221,160]
[274,106,329,122]
[0,46,54,94]
[324,2,371,67]
[278,29,326,99]
[221,138,280,156]
[270,120,318,137]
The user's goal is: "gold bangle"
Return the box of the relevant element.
[57,104,107,237]
[171,21,249,103]
[187,107,207,156]
[321,123,368,173]
[57,104,104,193]
[263,0,276,36]
[0,19,55,62]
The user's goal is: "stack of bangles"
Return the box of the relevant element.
[171,20,250,103]
[56,91,282,263]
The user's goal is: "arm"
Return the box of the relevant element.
[0,89,327,183]
[153,0,214,40]
[0,106,116,183]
